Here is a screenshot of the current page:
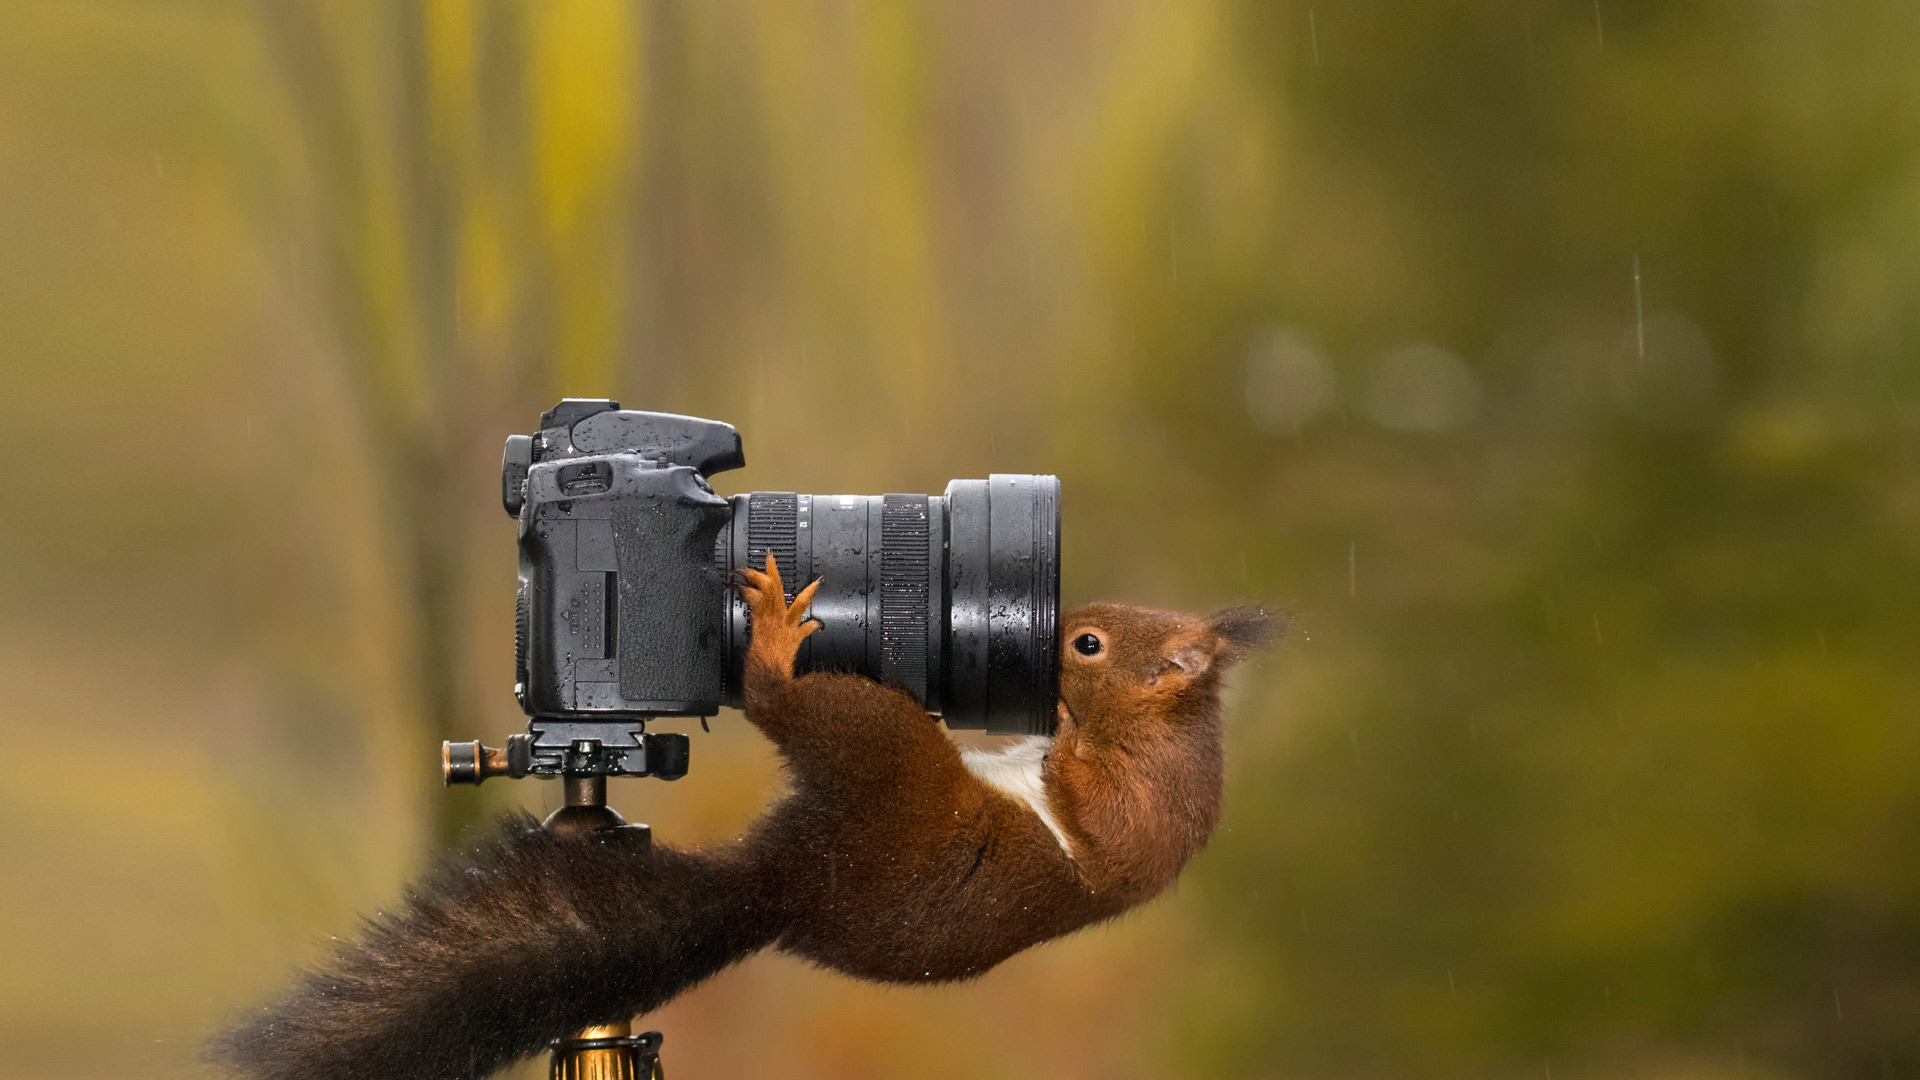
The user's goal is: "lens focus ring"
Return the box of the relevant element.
[746,492,799,601]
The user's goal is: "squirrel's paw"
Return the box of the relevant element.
[738,554,822,674]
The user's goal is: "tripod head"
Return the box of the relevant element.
[439,728,672,1079]
[443,724,690,785]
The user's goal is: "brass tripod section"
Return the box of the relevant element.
[549,1022,663,1080]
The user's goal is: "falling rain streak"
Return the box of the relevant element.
[1633,255,1646,359]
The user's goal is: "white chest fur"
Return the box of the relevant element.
[960,736,1074,856]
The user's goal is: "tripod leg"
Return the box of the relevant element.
[544,772,667,1080]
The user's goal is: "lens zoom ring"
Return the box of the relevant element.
[747,492,799,601]
[881,494,931,701]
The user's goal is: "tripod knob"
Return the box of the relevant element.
[444,741,516,784]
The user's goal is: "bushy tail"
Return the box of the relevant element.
[213,813,785,1080]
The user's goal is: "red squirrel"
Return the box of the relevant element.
[217,557,1275,1080]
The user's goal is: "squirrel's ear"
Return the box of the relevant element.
[1208,606,1283,661]
[1164,637,1214,680]
[1159,608,1281,685]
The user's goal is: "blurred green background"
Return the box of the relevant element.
[5,1,1919,1077]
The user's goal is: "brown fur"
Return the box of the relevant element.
[214,555,1276,1079]
[213,818,787,1080]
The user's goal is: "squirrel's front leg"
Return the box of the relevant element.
[738,554,961,792]
[737,554,822,734]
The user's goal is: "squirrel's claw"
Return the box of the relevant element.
[792,578,823,629]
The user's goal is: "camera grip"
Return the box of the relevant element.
[610,467,732,708]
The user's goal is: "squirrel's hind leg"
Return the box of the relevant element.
[738,554,821,723]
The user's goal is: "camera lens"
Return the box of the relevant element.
[720,475,1061,735]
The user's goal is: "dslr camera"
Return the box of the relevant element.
[448,399,1060,783]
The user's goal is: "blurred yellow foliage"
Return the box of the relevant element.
[5,1,1920,1078]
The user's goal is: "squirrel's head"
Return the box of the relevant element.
[1055,603,1280,739]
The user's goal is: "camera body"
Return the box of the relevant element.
[506,400,742,717]
[499,399,1060,779]
[501,400,739,777]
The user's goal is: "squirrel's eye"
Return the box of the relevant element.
[1073,633,1103,656]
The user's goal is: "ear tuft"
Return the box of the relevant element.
[1210,606,1284,657]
